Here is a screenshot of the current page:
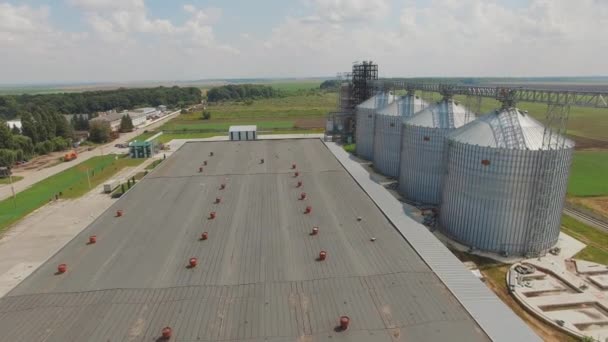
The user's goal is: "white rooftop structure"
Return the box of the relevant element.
[229,125,257,141]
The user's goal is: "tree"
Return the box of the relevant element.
[201,111,211,120]
[119,114,134,132]
[89,121,111,143]
[11,125,20,135]
[320,80,340,90]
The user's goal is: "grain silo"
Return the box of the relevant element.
[373,94,426,177]
[399,98,475,204]
[439,107,574,256]
[355,93,394,160]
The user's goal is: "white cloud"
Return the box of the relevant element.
[0,0,606,83]
[307,0,390,22]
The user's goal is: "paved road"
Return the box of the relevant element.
[564,207,608,233]
[0,109,181,202]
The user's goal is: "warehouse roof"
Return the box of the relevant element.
[90,109,148,123]
[0,139,493,341]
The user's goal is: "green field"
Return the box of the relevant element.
[201,92,336,120]
[561,215,608,264]
[567,151,608,196]
[0,176,23,185]
[162,120,296,132]
[0,155,143,231]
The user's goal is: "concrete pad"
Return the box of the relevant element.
[576,259,608,274]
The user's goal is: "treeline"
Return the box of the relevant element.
[0,86,202,167]
[320,80,341,90]
[206,84,279,102]
[0,86,202,120]
[1,113,72,166]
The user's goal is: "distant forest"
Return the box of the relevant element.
[0,86,203,120]
[0,86,202,167]
[206,84,279,102]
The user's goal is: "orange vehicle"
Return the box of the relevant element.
[64,150,77,162]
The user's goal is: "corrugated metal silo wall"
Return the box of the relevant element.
[398,125,449,205]
[355,108,375,160]
[372,114,402,177]
[439,142,573,255]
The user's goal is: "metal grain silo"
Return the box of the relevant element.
[399,98,474,204]
[373,95,426,177]
[439,108,574,256]
[355,93,394,160]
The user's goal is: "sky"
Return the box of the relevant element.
[0,0,606,84]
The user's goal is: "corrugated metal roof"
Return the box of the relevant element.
[448,108,575,150]
[356,93,395,109]
[377,94,427,117]
[0,139,489,341]
[326,142,542,342]
[405,99,473,129]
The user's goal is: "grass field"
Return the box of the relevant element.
[202,92,336,120]
[0,155,143,231]
[0,176,23,185]
[162,120,296,132]
[561,215,608,264]
[567,151,608,196]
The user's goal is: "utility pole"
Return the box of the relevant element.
[87,169,91,189]
[9,173,16,209]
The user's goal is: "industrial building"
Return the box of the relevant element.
[128,140,157,158]
[399,98,475,205]
[372,94,427,178]
[0,139,537,341]
[354,93,394,160]
[439,108,573,256]
[89,107,159,131]
[229,125,257,140]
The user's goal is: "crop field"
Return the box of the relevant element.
[567,151,608,197]
[203,92,336,120]
[162,120,296,132]
[0,155,142,231]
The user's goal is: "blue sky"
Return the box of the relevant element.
[0,0,605,83]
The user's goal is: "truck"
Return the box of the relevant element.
[64,150,77,162]
[103,179,120,194]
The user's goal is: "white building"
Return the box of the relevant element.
[229,125,257,141]
[90,110,148,131]
[132,107,158,119]
[5,119,22,131]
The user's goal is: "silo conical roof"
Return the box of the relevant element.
[448,107,574,150]
[377,94,426,117]
[404,99,472,129]
[356,93,395,109]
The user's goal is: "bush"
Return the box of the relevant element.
[89,121,112,143]
[35,141,51,155]
[51,137,69,151]
[202,111,211,120]
[0,149,18,167]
